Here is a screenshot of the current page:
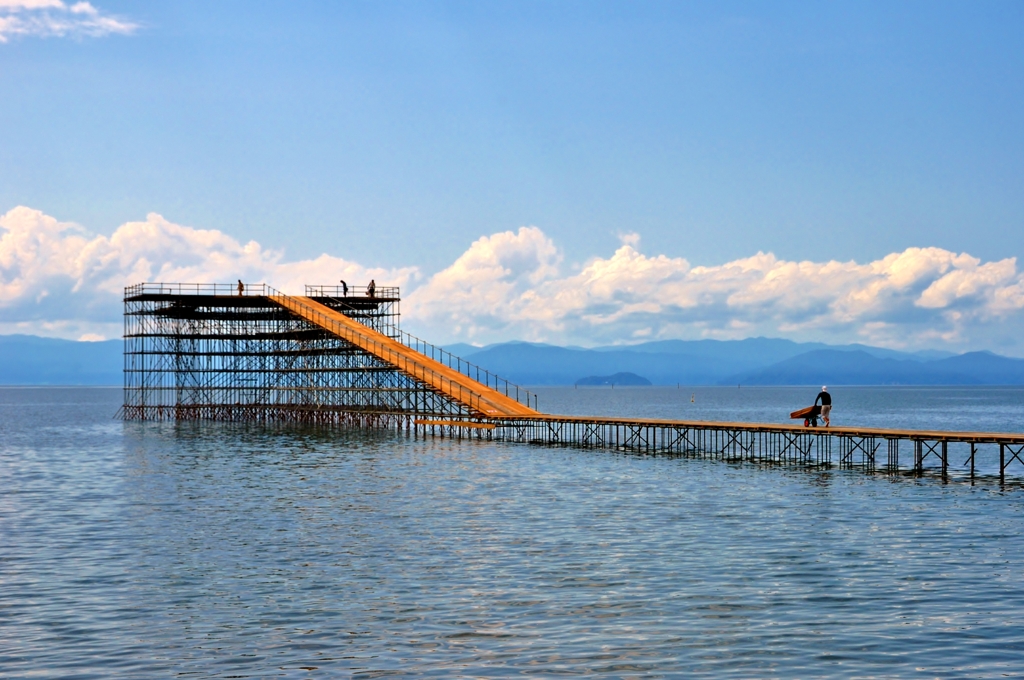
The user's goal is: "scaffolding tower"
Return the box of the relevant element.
[122,282,479,426]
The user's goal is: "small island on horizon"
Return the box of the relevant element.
[576,371,653,386]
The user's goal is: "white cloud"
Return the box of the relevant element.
[403,227,561,340]
[0,207,416,340]
[69,2,96,15]
[0,0,135,42]
[404,228,1024,353]
[0,1,65,9]
[3,205,1024,353]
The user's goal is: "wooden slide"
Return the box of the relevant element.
[269,292,538,418]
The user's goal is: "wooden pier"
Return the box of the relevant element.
[416,414,1024,482]
[123,282,1024,483]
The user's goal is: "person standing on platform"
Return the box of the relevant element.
[367,279,376,298]
[815,386,832,427]
[339,279,348,296]
[237,279,244,296]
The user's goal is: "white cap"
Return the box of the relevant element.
[822,386,828,391]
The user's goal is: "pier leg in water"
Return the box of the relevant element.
[941,440,948,481]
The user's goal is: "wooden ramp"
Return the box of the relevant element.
[269,291,538,418]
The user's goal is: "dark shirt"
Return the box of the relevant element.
[815,391,832,406]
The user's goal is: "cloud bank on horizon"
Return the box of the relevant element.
[2,206,1024,354]
[0,0,135,42]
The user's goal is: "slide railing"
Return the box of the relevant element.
[392,332,536,411]
[267,288,538,417]
[306,287,536,411]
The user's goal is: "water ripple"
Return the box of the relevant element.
[2,387,1024,677]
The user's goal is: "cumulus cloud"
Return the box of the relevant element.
[403,227,561,340]
[0,207,416,339]
[405,228,1024,352]
[3,205,1024,353]
[0,0,136,42]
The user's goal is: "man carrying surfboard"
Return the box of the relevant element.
[815,386,832,427]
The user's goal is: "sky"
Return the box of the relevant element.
[1,1,1023,353]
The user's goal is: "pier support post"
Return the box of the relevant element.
[914,440,923,475]
[941,440,948,481]
[1001,443,1006,484]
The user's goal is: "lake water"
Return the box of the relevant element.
[3,386,1024,677]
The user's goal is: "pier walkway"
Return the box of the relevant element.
[475,413,1024,482]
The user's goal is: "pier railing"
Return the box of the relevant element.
[125,282,271,297]
[125,282,403,300]
[305,284,400,300]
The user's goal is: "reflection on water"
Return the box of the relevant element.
[2,387,1024,677]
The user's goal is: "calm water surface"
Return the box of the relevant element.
[3,386,1024,677]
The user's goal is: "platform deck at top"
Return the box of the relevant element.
[488,413,1024,445]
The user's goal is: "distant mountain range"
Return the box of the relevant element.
[2,333,1023,386]
[0,335,122,385]
[446,338,1024,386]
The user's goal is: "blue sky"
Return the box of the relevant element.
[2,1,1024,351]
